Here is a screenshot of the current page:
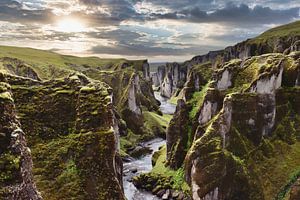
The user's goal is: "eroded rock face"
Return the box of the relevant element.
[0,57,41,81]
[186,35,300,69]
[142,61,151,81]
[166,99,190,169]
[151,72,160,87]
[2,73,125,200]
[160,63,187,98]
[0,77,42,200]
[198,99,218,126]
[216,69,232,90]
[249,61,284,94]
[184,53,300,200]
[128,74,142,115]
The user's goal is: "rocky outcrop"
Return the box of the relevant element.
[2,73,125,200]
[132,173,190,200]
[155,22,300,100]
[127,74,142,115]
[0,76,42,200]
[249,60,284,94]
[186,34,300,69]
[142,60,151,81]
[166,99,190,169]
[0,57,41,81]
[183,52,300,200]
[161,63,187,98]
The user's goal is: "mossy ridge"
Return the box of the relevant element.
[2,73,125,200]
[182,81,300,199]
[0,46,161,161]
[190,62,213,81]
[188,82,210,119]
[0,45,150,81]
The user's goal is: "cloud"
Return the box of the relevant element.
[148,3,299,26]
[90,37,220,57]
[0,0,54,24]
[0,0,299,61]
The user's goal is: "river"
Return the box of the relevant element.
[123,92,176,200]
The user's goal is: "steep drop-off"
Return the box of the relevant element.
[0,74,42,200]
[1,72,126,200]
[146,20,300,200]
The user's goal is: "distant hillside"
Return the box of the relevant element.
[250,20,300,43]
[0,46,146,80]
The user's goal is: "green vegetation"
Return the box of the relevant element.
[0,152,20,184]
[188,83,210,119]
[150,145,190,193]
[120,112,172,156]
[250,20,300,43]
[191,62,213,81]
[0,45,144,80]
[144,111,173,129]
[168,92,182,105]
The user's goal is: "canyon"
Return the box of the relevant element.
[0,20,300,200]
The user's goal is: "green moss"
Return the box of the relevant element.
[32,130,120,200]
[120,130,140,153]
[188,83,210,119]
[150,145,190,193]
[247,141,300,200]
[191,62,213,81]
[0,91,13,101]
[144,111,172,129]
[0,152,20,185]
[249,20,300,44]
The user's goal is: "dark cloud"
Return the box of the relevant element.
[0,0,299,60]
[0,0,54,24]
[87,29,145,41]
[0,0,298,26]
[90,39,219,56]
[148,3,299,26]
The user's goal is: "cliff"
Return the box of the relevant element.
[154,21,300,101]
[157,21,300,200]
[0,47,164,158]
[1,72,125,200]
[166,51,300,199]
[0,74,42,200]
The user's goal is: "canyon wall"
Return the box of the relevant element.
[1,73,125,200]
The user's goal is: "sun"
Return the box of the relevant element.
[55,18,86,33]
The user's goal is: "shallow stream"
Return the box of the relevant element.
[123,92,176,200]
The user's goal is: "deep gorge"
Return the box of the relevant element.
[0,20,300,200]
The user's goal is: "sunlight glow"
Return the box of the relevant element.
[55,18,86,33]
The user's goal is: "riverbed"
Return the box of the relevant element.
[123,92,176,200]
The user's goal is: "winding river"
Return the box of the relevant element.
[123,92,176,200]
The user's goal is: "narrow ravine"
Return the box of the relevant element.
[123,92,176,200]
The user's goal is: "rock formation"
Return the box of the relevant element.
[0,74,42,200]
[1,72,125,200]
[167,52,300,199]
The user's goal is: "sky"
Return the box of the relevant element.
[0,0,299,62]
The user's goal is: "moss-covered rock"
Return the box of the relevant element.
[182,51,300,199]
[1,73,125,200]
[0,74,42,200]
